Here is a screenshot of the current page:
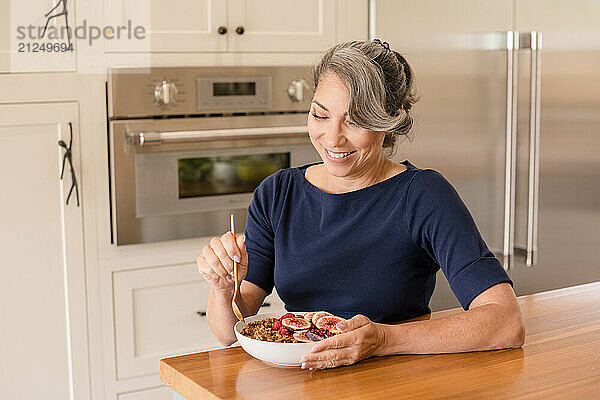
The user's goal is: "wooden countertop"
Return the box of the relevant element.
[160,282,600,399]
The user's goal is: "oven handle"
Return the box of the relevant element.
[128,125,309,146]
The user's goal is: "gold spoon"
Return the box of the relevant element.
[230,213,245,323]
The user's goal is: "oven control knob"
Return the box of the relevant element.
[154,80,178,105]
[287,79,309,102]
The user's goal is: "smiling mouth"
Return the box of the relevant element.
[325,149,357,159]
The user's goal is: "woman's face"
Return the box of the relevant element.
[307,73,386,181]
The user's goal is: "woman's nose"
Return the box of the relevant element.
[323,120,346,148]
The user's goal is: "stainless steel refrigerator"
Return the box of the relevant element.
[375,0,600,310]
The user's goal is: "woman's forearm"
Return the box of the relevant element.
[206,287,253,346]
[374,303,525,356]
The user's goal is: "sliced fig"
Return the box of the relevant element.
[311,311,332,325]
[293,332,313,343]
[303,312,316,322]
[279,312,294,320]
[310,327,333,338]
[304,331,325,342]
[315,315,345,334]
[281,317,311,331]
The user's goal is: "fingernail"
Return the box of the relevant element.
[336,322,346,330]
[241,235,246,244]
[301,363,307,369]
[233,255,241,263]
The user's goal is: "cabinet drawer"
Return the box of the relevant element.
[118,386,172,400]
[113,263,285,379]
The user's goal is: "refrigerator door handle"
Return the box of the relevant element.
[503,31,519,270]
[526,31,542,267]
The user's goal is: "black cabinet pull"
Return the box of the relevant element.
[236,26,245,35]
[197,303,269,317]
[218,26,227,35]
[58,122,80,206]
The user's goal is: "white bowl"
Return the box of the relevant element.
[234,312,316,367]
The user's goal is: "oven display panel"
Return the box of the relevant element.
[196,76,271,110]
[213,82,256,96]
[178,153,290,199]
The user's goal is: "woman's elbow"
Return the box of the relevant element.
[514,314,526,348]
[506,307,526,348]
[211,326,237,347]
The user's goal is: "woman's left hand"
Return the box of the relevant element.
[300,314,386,370]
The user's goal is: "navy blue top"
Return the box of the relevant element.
[244,161,512,323]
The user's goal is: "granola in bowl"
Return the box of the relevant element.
[240,317,296,343]
[234,311,346,367]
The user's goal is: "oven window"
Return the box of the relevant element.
[178,153,290,198]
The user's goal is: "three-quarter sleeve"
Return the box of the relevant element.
[243,172,279,295]
[404,170,512,309]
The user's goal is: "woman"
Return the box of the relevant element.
[197,40,525,370]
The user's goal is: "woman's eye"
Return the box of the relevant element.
[311,113,326,120]
[346,120,358,127]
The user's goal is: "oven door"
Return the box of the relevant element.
[110,114,319,245]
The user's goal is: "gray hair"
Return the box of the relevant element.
[311,40,419,149]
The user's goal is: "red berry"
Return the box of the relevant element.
[279,312,294,320]
[279,327,291,336]
[272,320,282,330]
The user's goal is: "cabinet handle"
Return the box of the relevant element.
[58,122,80,207]
[218,26,227,35]
[196,303,269,317]
[236,26,245,35]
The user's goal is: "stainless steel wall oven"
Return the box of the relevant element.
[108,66,318,245]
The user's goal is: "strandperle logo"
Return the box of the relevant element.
[16,0,146,47]
[17,19,147,46]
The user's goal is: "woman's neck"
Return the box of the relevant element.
[307,158,406,194]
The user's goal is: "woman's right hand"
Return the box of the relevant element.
[197,232,248,293]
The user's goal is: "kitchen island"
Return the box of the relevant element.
[160,282,600,399]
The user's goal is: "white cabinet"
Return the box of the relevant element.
[113,263,285,379]
[228,0,337,52]
[102,0,227,53]
[102,0,352,53]
[0,103,89,400]
[1,0,77,73]
[118,386,172,400]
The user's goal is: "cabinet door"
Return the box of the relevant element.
[118,386,172,400]
[0,103,88,400]
[228,0,338,52]
[113,263,285,379]
[1,0,76,72]
[102,0,227,52]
